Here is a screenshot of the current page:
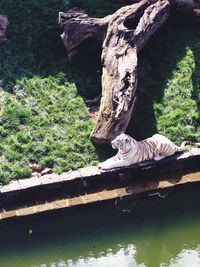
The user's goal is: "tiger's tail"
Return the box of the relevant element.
[176,141,200,152]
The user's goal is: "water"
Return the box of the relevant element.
[1,184,200,267]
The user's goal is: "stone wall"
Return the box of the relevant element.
[0,148,200,211]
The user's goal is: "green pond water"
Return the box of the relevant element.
[1,185,200,267]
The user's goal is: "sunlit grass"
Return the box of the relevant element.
[128,16,200,145]
[154,48,200,143]
[0,0,107,183]
[0,0,200,184]
[0,74,100,183]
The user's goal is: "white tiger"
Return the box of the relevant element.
[98,133,200,170]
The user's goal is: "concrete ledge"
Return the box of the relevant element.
[0,171,200,220]
[0,148,199,218]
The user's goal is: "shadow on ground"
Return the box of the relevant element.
[127,14,200,141]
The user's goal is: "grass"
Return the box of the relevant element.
[0,1,200,184]
[0,75,99,182]
[0,0,120,183]
[127,15,200,144]
[154,47,200,142]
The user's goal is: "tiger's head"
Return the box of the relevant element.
[111,133,136,153]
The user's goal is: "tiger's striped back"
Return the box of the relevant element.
[135,134,179,162]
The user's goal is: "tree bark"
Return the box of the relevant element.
[59,0,200,144]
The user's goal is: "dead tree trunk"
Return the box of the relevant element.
[59,0,200,144]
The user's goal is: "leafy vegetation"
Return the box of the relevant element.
[0,1,199,184]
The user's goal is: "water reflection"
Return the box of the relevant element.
[59,245,144,267]
[167,248,200,267]
[1,185,200,267]
[34,245,200,267]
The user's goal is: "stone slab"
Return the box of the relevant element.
[177,152,192,159]
[1,180,21,193]
[98,190,118,200]
[187,172,200,181]
[81,193,100,204]
[39,173,61,185]
[16,206,36,217]
[79,166,101,178]
[114,188,129,198]
[50,199,69,210]
[68,196,83,207]
[0,210,17,219]
[189,148,200,156]
[59,170,81,181]
[18,177,41,189]
[35,203,52,213]
[158,180,174,189]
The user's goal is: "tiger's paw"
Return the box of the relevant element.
[154,155,165,161]
[98,157,124,170]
